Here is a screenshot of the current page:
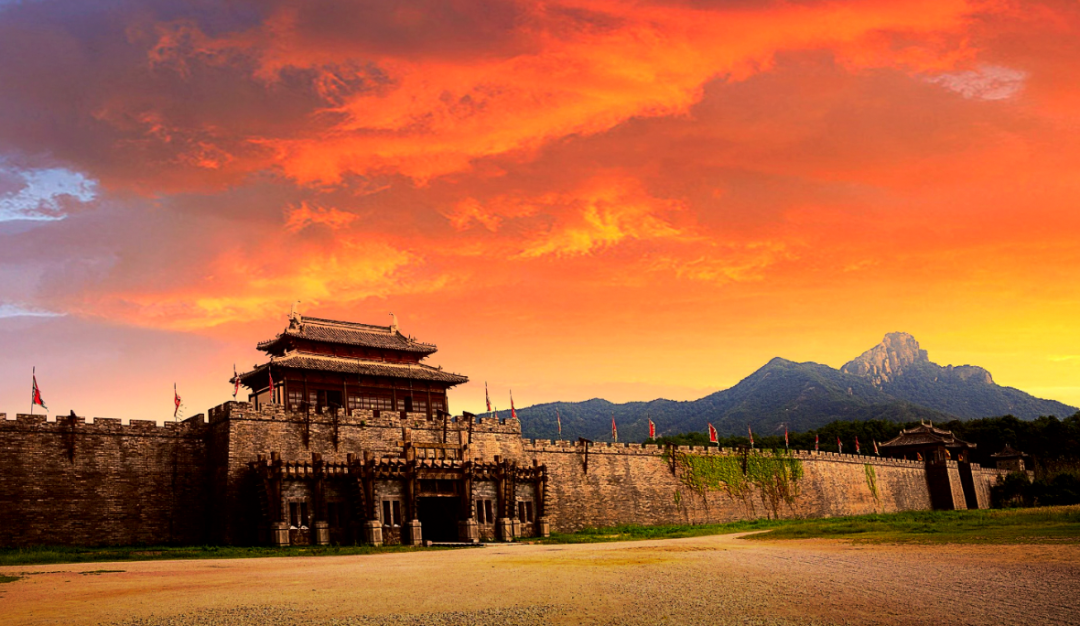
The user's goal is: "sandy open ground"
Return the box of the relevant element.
[2,534,1078,626]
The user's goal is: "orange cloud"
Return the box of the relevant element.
[141,0,980,185]
[283,201,358,232]
[76,234,422,330]
[4,0,1080,421]
[516,177,688,258]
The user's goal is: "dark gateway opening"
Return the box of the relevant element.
[416,497,459,543]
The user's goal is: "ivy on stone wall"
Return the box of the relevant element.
[666,450,804,516]
[864,463,879,504]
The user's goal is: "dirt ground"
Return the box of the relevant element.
[1,534,1078,626]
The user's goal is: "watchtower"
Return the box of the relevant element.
[237,312,468,418]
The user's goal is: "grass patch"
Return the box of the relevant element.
[541,517,798,544]
[748,506,1080,545]
[0,544,453,567]
[542,505,1080,546]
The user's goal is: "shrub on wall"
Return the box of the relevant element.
[864,464,879,505]
[667,450,803,517]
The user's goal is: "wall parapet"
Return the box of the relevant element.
[520,439,938,469]
[207,401,522,435]
[0,412,207,436]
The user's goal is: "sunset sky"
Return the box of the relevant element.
[1,0,1078,422]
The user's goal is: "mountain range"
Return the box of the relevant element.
[496,333,1077,443]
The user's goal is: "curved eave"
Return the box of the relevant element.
[255,332,439,356]
[233,356,468,387]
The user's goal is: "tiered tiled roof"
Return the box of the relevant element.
[879,423,975,449]
[238,352,468,385]
[991,444,1025,459]
[258,316,437,354]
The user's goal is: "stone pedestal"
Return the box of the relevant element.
[511,518,522,538]
[363,520,383,546]
[313,521,330,546]
[458,517,480,543]
[497,517,514,542]
[405,519,423,545]
[537,517,551,538]
[271,521,290,547]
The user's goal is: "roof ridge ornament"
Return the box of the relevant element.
[389,312,399,333]
[289,301,303,330]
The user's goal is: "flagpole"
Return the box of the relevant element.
[30,366,34,416]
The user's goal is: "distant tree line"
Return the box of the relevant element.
[647,413,1080,508]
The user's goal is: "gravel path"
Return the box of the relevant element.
[1,534,1077,626]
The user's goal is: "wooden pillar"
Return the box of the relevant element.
[363,451,377,520]
[404,451,422,545]
[270,452,284,522]
[494,456,505,519]
[507,460,518,520]
[536,462,550,538]
[427,386,433,419]
[312,452,325,522]
[457,460,479,542]
[360,451,383,546]
[461,461,474,519]
[533,460,545,520]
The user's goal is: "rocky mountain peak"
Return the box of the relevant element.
[841,332,928,386]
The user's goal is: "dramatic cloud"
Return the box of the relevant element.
[1,0,1080,420]
[0,166,97,221]
[927,65,1027,100]
[283,202,359,232]
[0,303,65,319]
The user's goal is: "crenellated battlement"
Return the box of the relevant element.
[1,411,207,435]
[2,398,1006,549]
[519,438,948,469]
[207,401,522,435]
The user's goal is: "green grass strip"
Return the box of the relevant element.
[542,505,1080,546]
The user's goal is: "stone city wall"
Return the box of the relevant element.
[0,402,1009,547]
[0,412,210,547]
[207,402,524,543]
[521,441,960,532]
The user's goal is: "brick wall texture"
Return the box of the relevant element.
[0,403,1007,547]
[0,414,209,547]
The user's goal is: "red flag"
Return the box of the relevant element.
[556,408,562,435]
[708,423,718,444]
[874,440,880,456]
[748,425,754,448]
[649,419,656,439]
[31,367,47,412]
[510,390,517,420]
[855,436,861,455]
[267,365,274,403]
[815,433,819,452]
[173,383,181,418]
[611,415,618,442]
[485,382,492,412]
[232,364,240,399]
[837,436,843,454]
[784,425,789,450]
